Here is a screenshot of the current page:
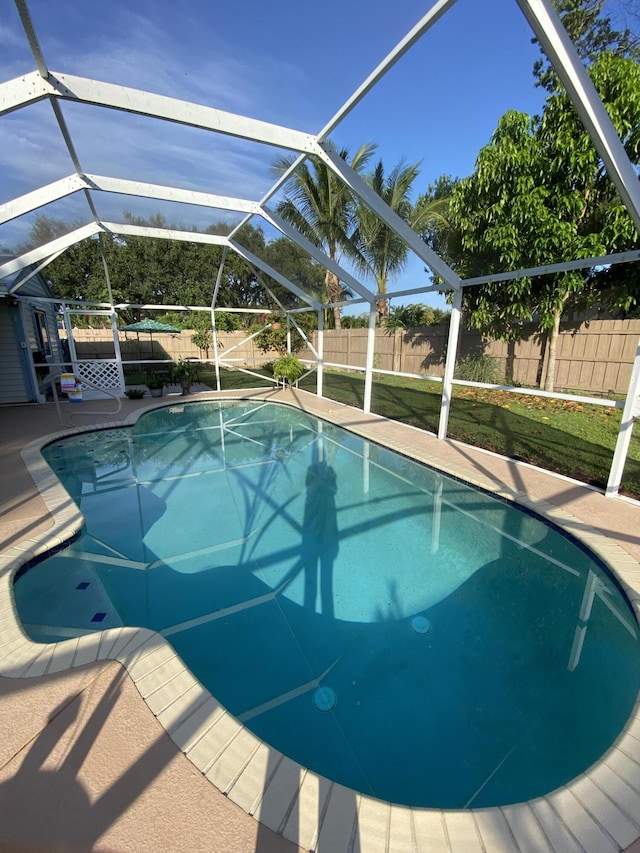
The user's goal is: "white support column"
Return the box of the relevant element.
[211,308,221,392]
[438,288,462,440]
[63,308,78,365]
[110,311,126,395]
[61,306,73,368]
[363,303,377,415]
[286,315,292,355]
[606,336,640,497]
[211,248,228,393]
[317,310,324,398]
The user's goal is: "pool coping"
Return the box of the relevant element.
[2,390,640,853]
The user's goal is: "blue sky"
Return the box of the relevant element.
[1,0,554,310]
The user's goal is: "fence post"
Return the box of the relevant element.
[317,310,324,398]
[438,288,462,440]
[109,311,126,395]
[393,328,402,373]
[363,304,377,414]
[606,335,640,497]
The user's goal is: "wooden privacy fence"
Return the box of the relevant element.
[70,329,266,367]
[70,318,640,396]
[302,319,640,396]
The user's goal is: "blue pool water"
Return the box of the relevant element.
[15,400,640,808]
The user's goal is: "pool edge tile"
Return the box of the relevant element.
[443,810,483,852]
[542,788,619,852]
[351,796,390,853]
[472,807,520,853]
[227,742,283,815]
[387,804,414,852]
[280,770,332,851]
[314,783,359,853]
[569,773,640,849]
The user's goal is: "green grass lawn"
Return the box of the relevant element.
[198,367,640,500]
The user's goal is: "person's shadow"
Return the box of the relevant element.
[301,460,339,618]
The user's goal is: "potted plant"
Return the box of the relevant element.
[171,359,198,395]
[272,354,304,387]
[125,388,145,400]
[146,374,165,397]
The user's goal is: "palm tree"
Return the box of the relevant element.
[271,141,376,329]
[351,159,421,326]
[352,160,451,325]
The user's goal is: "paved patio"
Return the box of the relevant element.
[1,386,640,852]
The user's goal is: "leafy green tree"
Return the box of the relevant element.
[191,328,212,357]
[253,311,315,355]
[215,223,273,317]
[386,303,450,330]
[447,53,640,391]
[271,140,377,330]
[532,0,639,92]
[340,313,370,328]
[36,213,273,324]
[18,214,81,252]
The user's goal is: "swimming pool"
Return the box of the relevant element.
[14,399,640,809]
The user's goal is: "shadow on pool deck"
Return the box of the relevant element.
[1,386,640,851]
[0,660,302,852]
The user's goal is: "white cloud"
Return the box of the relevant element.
[0,0,319,254]
[0,10,308,254]
[0,106,74,194]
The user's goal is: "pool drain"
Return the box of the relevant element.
[411,615,431,634]
[313,686,337,712]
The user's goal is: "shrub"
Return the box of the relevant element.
[171,359,198,386]
[255,326,289,355]
[146,374,165,389]
[273,354,305,386]
[254,314,314,356]
[125,388,144,399]
[191,329,212,355]
[455,355,502,384]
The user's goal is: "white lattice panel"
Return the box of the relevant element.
[76,360,123,393]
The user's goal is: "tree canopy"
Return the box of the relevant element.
[27,214,316,325]
[439,51,640,390]
[532,0,640,92]
[385,303,450,331]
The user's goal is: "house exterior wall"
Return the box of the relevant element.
[0,301,31,404]
[0,270,66,404]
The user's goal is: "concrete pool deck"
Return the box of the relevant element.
[1,385,640,852]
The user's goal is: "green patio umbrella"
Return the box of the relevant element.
[120,318,181,360]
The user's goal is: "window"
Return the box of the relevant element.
[35,310,51,357]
